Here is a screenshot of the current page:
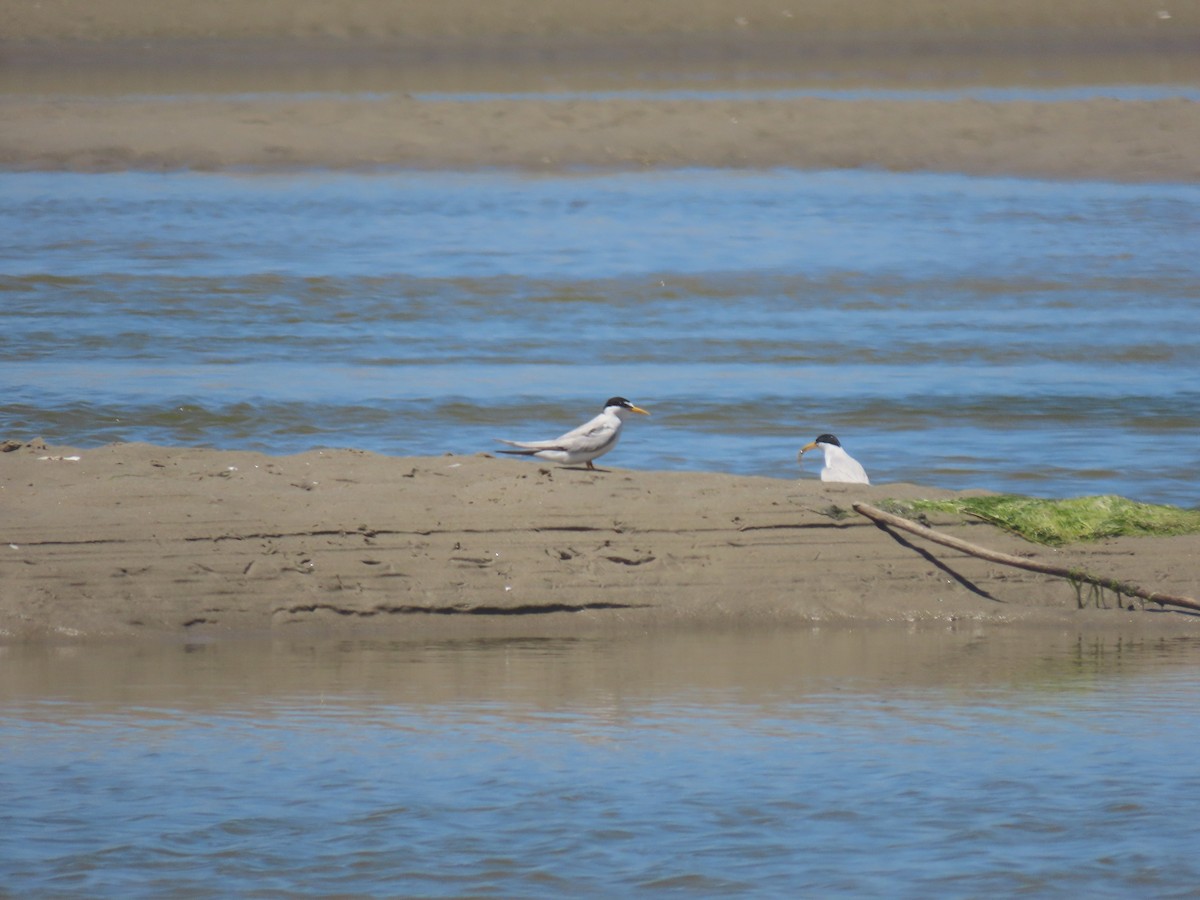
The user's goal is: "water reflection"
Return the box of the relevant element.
[7,628,1200,712]
[5,629,1200,895]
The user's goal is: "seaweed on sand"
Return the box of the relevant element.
[883,495,1200,547]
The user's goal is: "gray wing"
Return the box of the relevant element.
[551,413,618,453]
[498,412,613,453]
[496,437,568,451]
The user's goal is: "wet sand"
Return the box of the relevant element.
[2,441,1197,641]
[3,0,1199,181]
[5,92,1199,182]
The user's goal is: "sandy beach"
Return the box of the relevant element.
[2,0,1199,181]
[2,440,1197,641]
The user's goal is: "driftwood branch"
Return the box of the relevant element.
[853,502,1200,615]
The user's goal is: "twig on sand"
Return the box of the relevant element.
[853,502,1200,615]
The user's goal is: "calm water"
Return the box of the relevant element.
[5,630,1200,896]
[2,169,1199,505]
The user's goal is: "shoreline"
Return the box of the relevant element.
[2,441,1197,643]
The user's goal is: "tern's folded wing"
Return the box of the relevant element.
[497,438,568,451]
[555,414,613,445]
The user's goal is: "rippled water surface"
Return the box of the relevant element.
[5,631,1200,896]
[2,169,1198,504]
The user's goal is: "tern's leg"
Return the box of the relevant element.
[586,461,595,470]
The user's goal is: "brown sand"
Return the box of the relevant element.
[5,93,1199,182]
[3,0,1193,43]
[3,0,1199,181]
[2,440,1197,642]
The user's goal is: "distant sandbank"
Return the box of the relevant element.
[2,0,1198,181]
[4,92,1199,182]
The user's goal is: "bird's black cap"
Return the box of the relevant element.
[605,397,635,409]
[813,433,841,447]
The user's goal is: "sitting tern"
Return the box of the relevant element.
[496,397,649,470]
[798,433,870,484]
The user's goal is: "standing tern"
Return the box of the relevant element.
[798,433,870,484]
[496,397,650,470]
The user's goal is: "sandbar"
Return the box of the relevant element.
[2,440,1197,642]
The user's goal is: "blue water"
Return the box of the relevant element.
[4,631,1200,896]
[2,169,1199,505]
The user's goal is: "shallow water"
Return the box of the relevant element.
[4,630,1200,896]
[2,169,1198,505]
